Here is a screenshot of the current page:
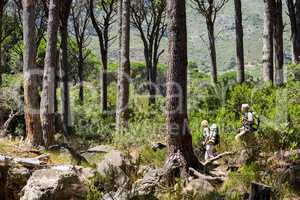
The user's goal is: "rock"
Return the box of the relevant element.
[183,178,215,197]
[20,165,86,200]
[87,145,115,153]
[96,150,130,187]
[151,143,167,151]
[97,150,126,174]
[7,166,31,200]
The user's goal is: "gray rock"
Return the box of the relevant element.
[183,178,215,197]
[20,165,86,200]
[87,145,116,153]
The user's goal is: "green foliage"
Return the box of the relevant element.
[139,145,166,168]
[221,164,258,197]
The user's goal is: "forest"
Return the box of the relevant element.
[0,0,299,199]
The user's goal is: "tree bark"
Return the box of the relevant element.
[287,0,300,63]
[78,44,84,103]
[0,1,3,86]
[116,0,130,131]
[165,0,203,179]
[234,0,245,83]
[23,0,43,145]
[274,0,284,86]
[59,0,72,136]
[262,0,275,83]
[40,0,59,147]
[206,19,218,83]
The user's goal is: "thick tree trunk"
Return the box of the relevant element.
[23,0,43,145]
[165,0,203,178]
[40,0,59,147]
[274,0,284,86]
[116,0,130,131]
[59,0,72,136]
[78,45,84,103]
[262,0,274,83]
[206,20,218,83]
[234,0,245,83]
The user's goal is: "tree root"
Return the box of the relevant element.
[189,167,225,185]
[203,151,236,167]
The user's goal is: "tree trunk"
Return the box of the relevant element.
[0,1,3,86]
[40,0,59,147]
[116,0,130,131]
[23,0,43,145]
[249,182,271,200]
[274,0,284,86]
[262,0,274,83]
[206,20,218,83]
[59,0,72,136]
[78,45,84,103]
[165,0,203,179]
[234,0,245,83]
[100,49,108,112]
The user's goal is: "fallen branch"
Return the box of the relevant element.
[204,151,236,166]
[0,154,49,168]
[0,111,19,137]
[189,167,225,184]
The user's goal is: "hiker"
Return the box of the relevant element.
[201,120,219,161]
[235,104,254,144]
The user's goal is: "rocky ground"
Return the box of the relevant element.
[0,137,299,200]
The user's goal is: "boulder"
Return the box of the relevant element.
[183,178,215,197]
[20,165,86,200]
[7,166,31,200]
[96,150,130,187]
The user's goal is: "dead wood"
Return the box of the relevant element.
[0,112,19,137]
[203,151,236,166]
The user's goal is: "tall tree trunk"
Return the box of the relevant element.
[23,0,43,145]
[234,0,245,83]
[262,0,274,83]
[59,0,72,136]
[40,0,59,147]
[206,20,218,83]
[0,1,3,86]
[78,45,84,103]
[287,0,300,63]
[165,0,203,178]
[286,0,300,63]
[274,0,284,86]
[116,0,130,131]
[100,49,108,112]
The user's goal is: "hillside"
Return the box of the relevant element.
[88,0,292,73]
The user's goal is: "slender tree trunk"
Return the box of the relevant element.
[165,0,203,178]
[40,0,59,147]
[78,45,84,103]
[0,1,3,86]
[287,0,300,63]
[234,0,245,83]
[59,1,72,136]
[116,0,130,131]
[274,0,284,86]
[23,0,43,145]
[100,49,108,112]
[206,20,217,83]
[262,0,274,83]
